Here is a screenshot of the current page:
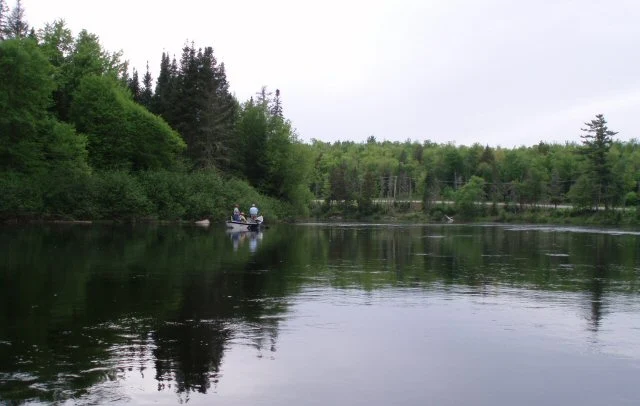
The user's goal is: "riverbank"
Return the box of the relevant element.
[309,204,640,226]
[3,201,639,227]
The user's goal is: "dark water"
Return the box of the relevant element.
[1,223,640,405]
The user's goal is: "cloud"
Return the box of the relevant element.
[23,0,640,146]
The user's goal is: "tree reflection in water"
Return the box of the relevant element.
[0,224,638,404]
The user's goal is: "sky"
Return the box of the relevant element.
[20,0,640,147]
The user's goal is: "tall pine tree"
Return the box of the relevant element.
[127,68,141,102]
[0,0,8,40]
[153,43,237,170]
[271,89,283,117]
[139,61,153,109]
[579,114,617,210]
[152,52,179,125]
[5,0,28,39]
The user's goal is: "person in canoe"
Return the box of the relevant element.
[249,203,259,221]
[232,204,240,221]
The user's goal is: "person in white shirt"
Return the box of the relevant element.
[249,204,259,220]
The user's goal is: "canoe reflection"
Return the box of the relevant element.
[227,230,264,252]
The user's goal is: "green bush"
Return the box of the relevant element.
[0,167,300,222]
[90,171,151,221]
[182,171,225,220]
[137,171,188,220]
[41,169,94,219]
[0,171,43,220]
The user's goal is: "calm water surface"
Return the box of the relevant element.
[1,223,640,405]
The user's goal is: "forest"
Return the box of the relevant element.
[1,0,639,224]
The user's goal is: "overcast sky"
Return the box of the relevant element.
[21,0,640,147]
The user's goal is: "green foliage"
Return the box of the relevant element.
[358,170,377,215]
[3,2,639,225]
[0,0,8,40]
[127,68,141,101]
[578,114,617,210]
[181,171,225,220]
[135,170,295,221]
[70,75,185,170]
[0,38,88,175]
[42,118,90,172]
[238,98,269,186]
[455,176,486,218]
[139,62,153,109]
[90,171,151,221]
[422,170,439,212]
[152,44,237,170]
[0,171,43,219]
[70,75,130,169]
[567,175,597,210]
[37,19,73,67]
[305,129,640,223]
[50,28,127,121]
[328,162,353,202]
[41,168,94,219]
[0,38,48,169]
[236,89,312,212]
[4,0,28,39]
[137,171,190,220]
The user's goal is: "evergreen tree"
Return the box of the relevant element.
[198,58,237,170]
[238,97,269,186]
[156,43,237,170]
[152,52,172,115]
[139,61,153,109]
[127,68,141,102]
[5,0,28,39]
[271,89,283,117]
[422,170,439,212]
[237,86,311,205]
[579,114,617,210]
[412,143,423,163]
[358,170,376,214]
[549,168,563,208]
[328,163,349,203]
[255,86,272,110]
[171,42,201,164]
[0,0,8,40]
[263,113,292,197]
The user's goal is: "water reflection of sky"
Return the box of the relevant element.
[78,286,640,406]
[3,224,640,405]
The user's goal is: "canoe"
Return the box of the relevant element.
[225,215,264,232]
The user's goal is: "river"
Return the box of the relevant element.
[1,223,639,405]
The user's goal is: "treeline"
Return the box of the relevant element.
[307,119,640,221]
[2,1,639,224]
[0,0,311,221]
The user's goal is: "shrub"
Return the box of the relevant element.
[0,171,43,220]
[41,169,94,219]
[90,171,151,221]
